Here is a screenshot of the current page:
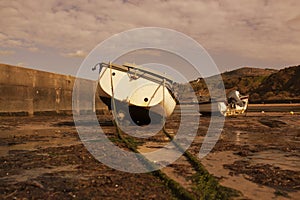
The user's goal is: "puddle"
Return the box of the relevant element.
[249,150,300,171]
[198,113,300,200]
[0,128,80,157]
[1,165,79,184]
[202,151,300,200]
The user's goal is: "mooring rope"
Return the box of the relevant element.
[108,69,194,199]
[107,70,233,199]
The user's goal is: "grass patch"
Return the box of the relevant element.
[274,190,290,198]
[163,128,241,200]
[112,119,240,199]
[114,124,195,200]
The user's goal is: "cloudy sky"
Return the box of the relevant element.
[0,0,299,77]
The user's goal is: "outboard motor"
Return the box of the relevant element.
[227,90,244,107]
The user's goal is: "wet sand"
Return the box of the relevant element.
[0,107,299,199]
[0,116,173,199]
[198,113,300,200]
[248,103,300,113]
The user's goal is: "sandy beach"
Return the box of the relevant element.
[0,104,299,199]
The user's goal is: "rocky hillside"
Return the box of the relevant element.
[251,65,300,102]
[221,67,277,95]
[190,65,300,103]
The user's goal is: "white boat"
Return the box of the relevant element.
[218,90,249,116]
[198,101,222,114]
[198,90,249,116]
[96,62,177,125]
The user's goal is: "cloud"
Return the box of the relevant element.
[0,0,299,67]
[28,47,39,52]
[287,14,300,31]
[62,50,87,58]
[0,50,15,56]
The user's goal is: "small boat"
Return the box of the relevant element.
[218,90,249,116]
[96,62,177,125]
[198,101,222,115]
[198,90,249,116]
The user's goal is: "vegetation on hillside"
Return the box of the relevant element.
[251,65,300,102]
[189,65,300,103]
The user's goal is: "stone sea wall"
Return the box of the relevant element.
[0,64,107,115]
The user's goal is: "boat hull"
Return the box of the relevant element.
[198,93,249,116]
[100,96,166,125]
[98,64,176,125]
